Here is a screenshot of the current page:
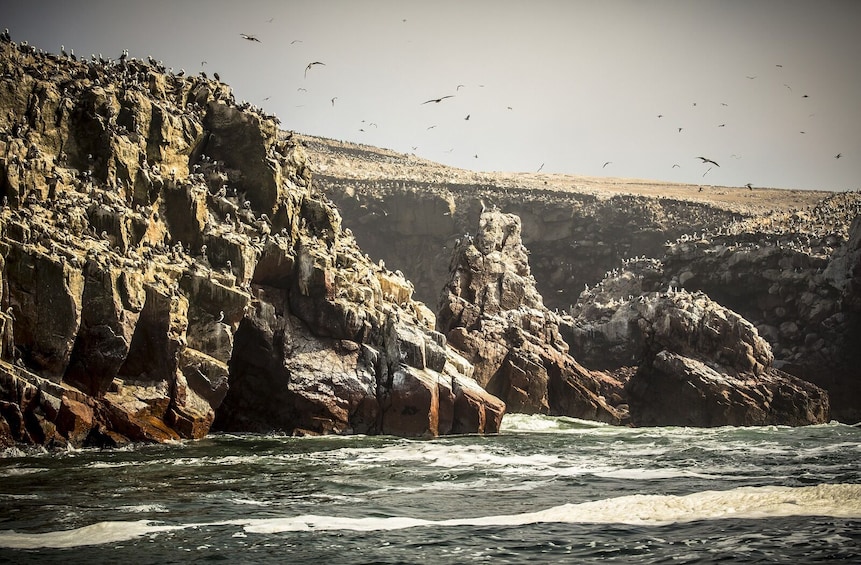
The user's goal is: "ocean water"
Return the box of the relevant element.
[0,415,859,563]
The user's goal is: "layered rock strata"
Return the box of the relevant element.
[438,210,626,424]
[0,38,503,448]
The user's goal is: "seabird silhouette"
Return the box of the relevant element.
[456,84,465,90]
[697,157,719,167]
[464,114,470,120]
[331,97,337,106]
[745,183,753,190]
[240,33,261,42]
[835,153,842,159]
[537,163,544,172]
[304,61,325,77]
[672,164,680,168]
[422,95,454,104]
[603,161,611,168]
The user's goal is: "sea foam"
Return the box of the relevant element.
[2,483,857,548]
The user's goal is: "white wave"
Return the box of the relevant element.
[241,483,861,533]
[2,484,857,549]
[230,498,271,506]
[0,466,48,477]
[500,413,610,433]
[118,504,169,513]
[0,520,183,549]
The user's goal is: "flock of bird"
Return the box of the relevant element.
[148,18,848,190]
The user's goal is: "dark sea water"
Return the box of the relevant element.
[1,415,859,564]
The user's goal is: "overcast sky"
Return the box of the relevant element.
[6,0,861,191]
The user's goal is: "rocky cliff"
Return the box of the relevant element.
[438,210,626,424]
[0,38,503,448]
[303,136,859,424]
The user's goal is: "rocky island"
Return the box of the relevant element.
[0,37,858,449]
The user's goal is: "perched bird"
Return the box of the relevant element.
[305,61,325,77]
[697,156,720,167]
[422,95,454,104]
[240,33,261,42]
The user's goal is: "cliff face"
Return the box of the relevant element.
[437,210,626,424]
[0,39,503,448]
[305,136,859,423]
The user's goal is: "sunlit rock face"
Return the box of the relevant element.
[0,38,503,448]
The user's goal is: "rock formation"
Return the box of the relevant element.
[0,38,503,448]
[305,135,859,424]
[438,210,626,424]
[658,195,861,422]
[564,266,829,426]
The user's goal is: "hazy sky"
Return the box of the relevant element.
[6,1,861,191]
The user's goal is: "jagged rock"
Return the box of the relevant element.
[566,266,830,426]
[0,40,502,446]
[628,351,829,426]
[439,211,625,424]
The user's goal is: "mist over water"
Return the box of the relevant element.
[1,416,859,563]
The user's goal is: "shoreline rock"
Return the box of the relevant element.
[0,38,504,448]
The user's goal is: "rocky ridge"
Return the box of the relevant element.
[0,38,503,448]
[303,134,860,423]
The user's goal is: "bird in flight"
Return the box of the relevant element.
[305,61,325,77]
[697,156,720,167]
[331,97,337,106]
[290,39,302,44]
[672,164,680,168]
[835,153,842,159]
[703,167,713,177]
[240,33,261,42]
[464,114,470,120]
[422,95,454,104]
[537,163,545,172]
[602,161,612,168]
[745,183,753,190]
[457,84,465,90]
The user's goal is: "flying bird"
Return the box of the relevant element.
[456,84,465,90]
[240,33,261,42]
[537,163,545,172]
[672,164,680,168]
[697,156,720,167]
[290,39,302,44]
[331,97,337,106]
[464,114,470,120]
[703,167,713,177]
[305,61,325,77]
[602,161,612,168]
[745,183,753,190]
[422,95,454,104]
[835,153,842,159]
